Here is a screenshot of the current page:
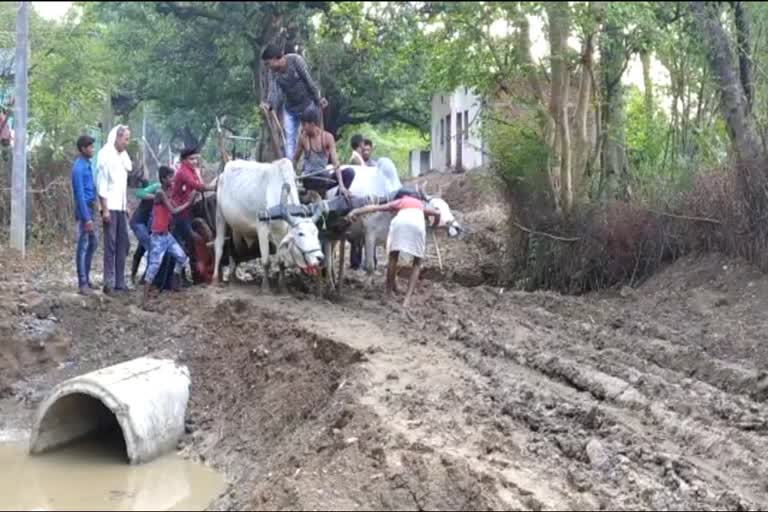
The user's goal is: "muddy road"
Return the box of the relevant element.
[3,173,768,510]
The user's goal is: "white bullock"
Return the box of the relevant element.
[213,158,324,291]
[327,158,463,280]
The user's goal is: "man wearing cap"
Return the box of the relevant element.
[171,147,215,285]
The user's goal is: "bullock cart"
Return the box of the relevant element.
[191,185,392,292]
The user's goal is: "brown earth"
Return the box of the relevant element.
[2,171,768,510]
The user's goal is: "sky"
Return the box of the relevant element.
[33,1,72,21]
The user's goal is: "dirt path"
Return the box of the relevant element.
[219,288,572,510]
[192,266,768,511]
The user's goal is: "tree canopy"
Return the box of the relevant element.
[1,0,763,192]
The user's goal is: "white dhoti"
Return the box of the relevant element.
[387,208,426,259]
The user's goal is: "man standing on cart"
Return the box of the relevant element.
[260,44,329,160]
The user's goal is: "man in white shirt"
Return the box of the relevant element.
[350,137,380,271]
[97,125,132,295]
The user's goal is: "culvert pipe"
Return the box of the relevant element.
[29,356,190,464]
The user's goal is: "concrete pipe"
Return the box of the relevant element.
[29,356,190,465]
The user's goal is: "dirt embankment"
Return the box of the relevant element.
[3,171,768,510]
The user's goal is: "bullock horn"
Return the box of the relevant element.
[285,212,299,227]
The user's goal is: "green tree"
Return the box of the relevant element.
[311,2,432,134]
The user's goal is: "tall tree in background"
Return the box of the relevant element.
[598,6,630,200]
[547,2,573,212]
[689,1,762,163]
[689,0,768,259]
[310,2,431,135]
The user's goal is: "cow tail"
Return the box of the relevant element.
[202,190,214,235]
[213,171,225,237]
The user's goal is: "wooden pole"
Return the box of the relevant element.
[261,107,284,160]
[141,104,148,179]
[10,1,28,257]
[431,231,444,273]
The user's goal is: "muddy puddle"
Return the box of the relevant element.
[0,432,227,511]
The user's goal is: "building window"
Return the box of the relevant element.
[440,119,444,146]
[464,110,469,140]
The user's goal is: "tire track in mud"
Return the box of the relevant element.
[203,287,608,510]
[194,288,515,510]
[404,284,768,510]
[287,309,577,510]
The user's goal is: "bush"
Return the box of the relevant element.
[0,152,76,246]
[505,201,675,294]
[484,105,755,294]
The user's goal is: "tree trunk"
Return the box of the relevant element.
[179,126,201,150]
[599,16,630,200]
[574,30,595,199]
[669,56,682,168]
[254,43,282,163]
[547,2,573,214]
[691,0,768,254]
[640,50,653,123]
[590,63,602,180]
[689,1,762,164]
[641,49,660,163]
[514,8,560,211]
[733,0,754,114]
[695,75,706,128]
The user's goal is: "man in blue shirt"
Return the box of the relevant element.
[71,135,98,295]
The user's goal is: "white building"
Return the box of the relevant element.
[430,87,484,172]
[408,149,430,177]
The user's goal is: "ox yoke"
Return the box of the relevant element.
[258,195,394,224]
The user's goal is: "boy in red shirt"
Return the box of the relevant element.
[171,147,216,285]
[143,166,198,306]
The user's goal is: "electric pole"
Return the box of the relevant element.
[10,1,28,257]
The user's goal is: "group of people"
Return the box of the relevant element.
[71,125,216,306]
[69,43,442,307]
